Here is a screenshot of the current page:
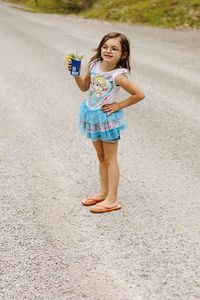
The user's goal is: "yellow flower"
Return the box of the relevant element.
[65,55,72,62]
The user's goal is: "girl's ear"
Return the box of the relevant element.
[121,52,128,60]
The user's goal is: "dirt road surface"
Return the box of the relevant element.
[0,2,200,299]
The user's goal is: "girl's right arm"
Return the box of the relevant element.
[68,62,90,92]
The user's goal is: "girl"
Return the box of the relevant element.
[67,32,145,214]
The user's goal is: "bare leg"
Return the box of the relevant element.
[100,141,119,206]
[91,140,108,198]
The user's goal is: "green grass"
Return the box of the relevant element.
[81,0,200,29]
[3,0,69,13]
[2,0,200,29]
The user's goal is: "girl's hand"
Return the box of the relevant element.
[101,102,121,114]
[67,62,72,72]
[66,62,82,74]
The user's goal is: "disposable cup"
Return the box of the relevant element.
[71,59,81,76]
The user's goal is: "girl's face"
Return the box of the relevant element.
[101,37,123,65]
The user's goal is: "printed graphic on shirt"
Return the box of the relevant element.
[88,73,113,109]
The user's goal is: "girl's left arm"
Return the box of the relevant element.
[101,74,145,113]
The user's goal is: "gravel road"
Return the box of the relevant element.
[0,2,200,299]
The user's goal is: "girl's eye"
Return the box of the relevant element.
[101,45,121,52]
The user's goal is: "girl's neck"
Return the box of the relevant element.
[99,60,117,72]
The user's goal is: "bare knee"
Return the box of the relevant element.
[97,153,105,163]
[104,155,116,166]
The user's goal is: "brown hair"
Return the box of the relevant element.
[90,32,131,72]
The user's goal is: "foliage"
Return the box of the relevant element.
[81,0,200,28]
[3,0,94,13]
[65,52,84,61]
[2,0,200,28]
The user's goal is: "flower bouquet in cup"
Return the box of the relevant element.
[65,52,84,76]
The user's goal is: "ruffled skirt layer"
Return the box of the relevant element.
[79,100,127,142]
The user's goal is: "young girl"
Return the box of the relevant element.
[67,32,145,214]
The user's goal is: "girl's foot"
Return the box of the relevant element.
[82,197,105,206]
[81,192,107,206]
[97,198,118,207]
[91,192,107,200]
[90,203,121,213]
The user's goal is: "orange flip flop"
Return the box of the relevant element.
[81,197,105,206]
[90,203,121,213]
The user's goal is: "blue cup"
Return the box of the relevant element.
[71,59,81,76]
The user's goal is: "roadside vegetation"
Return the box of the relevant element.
[2,0,200,29]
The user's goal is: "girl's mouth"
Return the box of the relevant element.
[104,54,113,59]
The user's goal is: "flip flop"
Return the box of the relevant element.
[90,203,121,213]
[81,197,105,206]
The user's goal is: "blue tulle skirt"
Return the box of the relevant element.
[79,100,127,142]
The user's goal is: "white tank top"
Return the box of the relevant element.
[86,60,128,110]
